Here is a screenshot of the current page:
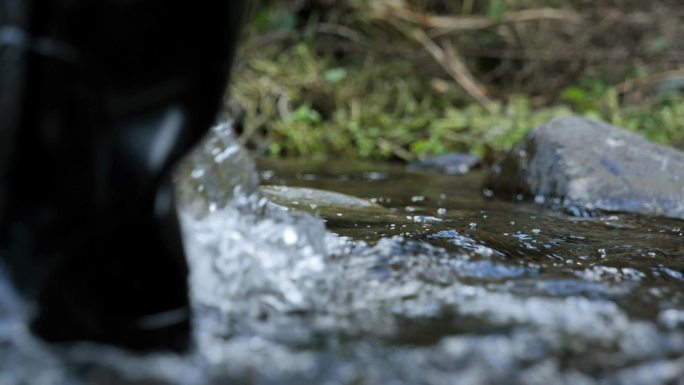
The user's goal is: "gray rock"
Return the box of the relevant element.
[260,185,383,210]
[486,116,684,219]
[408,153,480,175]
[259,185,391,221]
[656,76,684,98]
[259,186,442,228]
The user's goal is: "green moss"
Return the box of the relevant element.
[231,32,684,161]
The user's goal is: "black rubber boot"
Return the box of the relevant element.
[0,0,246,351]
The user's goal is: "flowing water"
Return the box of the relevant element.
[1,122,683,384]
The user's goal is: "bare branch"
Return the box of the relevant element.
[370,1,582,35]
[408,27,496,111]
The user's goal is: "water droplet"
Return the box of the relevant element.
[363,171,388,181]
[282,227,298,245]
[659,309,684,329]
[260,170,275,180]
[213,146,239,163]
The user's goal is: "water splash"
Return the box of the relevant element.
[1,122,683,384]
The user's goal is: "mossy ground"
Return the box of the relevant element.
[229,2,684,161]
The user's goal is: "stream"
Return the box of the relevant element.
[1,122,683,384]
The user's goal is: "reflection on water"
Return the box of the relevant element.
[1,122,683,384]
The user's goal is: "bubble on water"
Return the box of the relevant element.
[363,171,388,181]
[260,170,275,181]
[659,309,684,329]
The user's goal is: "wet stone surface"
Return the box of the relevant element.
[407,152,481,175]
[1,122,684,384]
[487,116,684,220]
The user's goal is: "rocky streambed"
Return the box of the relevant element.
[1,118,683,384]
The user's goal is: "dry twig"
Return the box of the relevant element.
[408,27,496,112]
[615,68,684,95]
[369,1,582,35]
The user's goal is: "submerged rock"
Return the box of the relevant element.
[408,152,481,175]
[487,116,684,219]
[259,185,390,221]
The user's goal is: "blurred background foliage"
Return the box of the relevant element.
[227,0,684,161]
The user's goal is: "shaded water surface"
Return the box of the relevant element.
[1,124,683,384]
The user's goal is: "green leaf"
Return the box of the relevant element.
[324,67,348,84]
[410,140,430,157]
[291,105,322,124]
[252,9,273,32]
[560,87,587,104]
[273,12,297,32]
[253,10,297,33]
[648,36,669,52]
[487,0,505,22]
